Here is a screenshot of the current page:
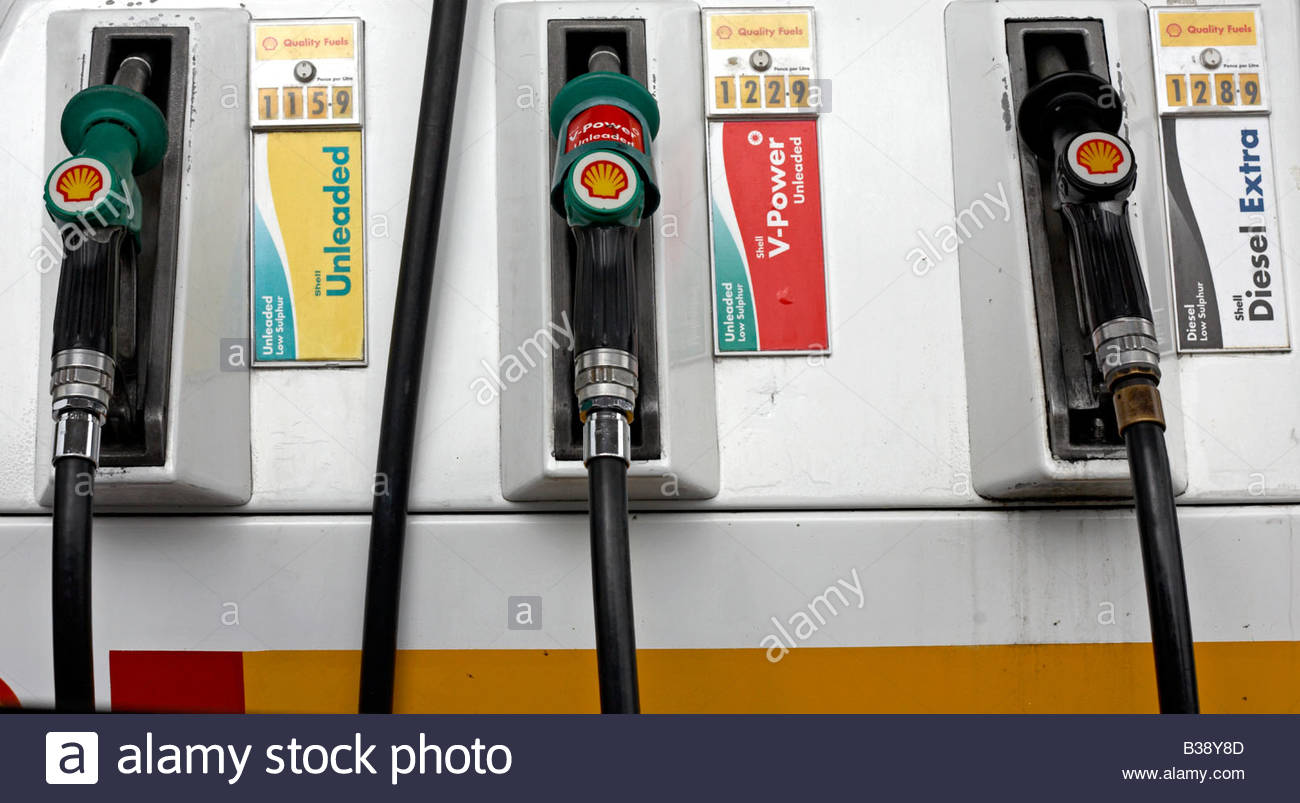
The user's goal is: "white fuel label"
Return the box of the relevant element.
[1151,5,1287,351]
[1150,6,1267,114]
[702,8,818,117]
[1162,117,1287,351]
[250,18,363,129]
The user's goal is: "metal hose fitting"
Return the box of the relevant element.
[574,347,639,420]
[584,409,632,466]
[1091,316,1160,388]
[50,348,114,463]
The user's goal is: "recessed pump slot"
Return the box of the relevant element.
[86,27,188,467]
[546,19,662,461]
[1006,20,1125,459]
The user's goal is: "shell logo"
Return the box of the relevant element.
[55,164,105,203]
[581,159,629,200]
[1075,138,1125,175]
[0,675,19,708]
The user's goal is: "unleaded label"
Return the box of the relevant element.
[252,130,366,364]
[708,120,828,354]
[565,105,645,153]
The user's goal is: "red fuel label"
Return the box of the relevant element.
[709,120,828,353]
[565,104,646,152]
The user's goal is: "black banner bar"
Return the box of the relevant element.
[5,714,1292,801]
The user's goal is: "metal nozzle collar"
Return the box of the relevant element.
[1091,316,1160,388]
[575,348,639,413]
[584,410,632,466]
[54,409,103,464]
[50,348,115,422]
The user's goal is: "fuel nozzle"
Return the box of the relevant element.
[550,46,660,463]
[550,47,661,714]
[1017,48,1199,714]
[46,55,167,465]
[45,54,167,712]
[1017,46,1161,431]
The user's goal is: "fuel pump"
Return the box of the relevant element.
[550,47,661,713]
[1017,47,1199,714]
[44,54,167,711]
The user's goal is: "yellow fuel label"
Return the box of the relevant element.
[1151,6,1268,115]
[252,130,366,365]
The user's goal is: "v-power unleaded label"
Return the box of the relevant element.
[708,120,829,354]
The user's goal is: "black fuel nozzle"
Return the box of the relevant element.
[46,55,165,466]
[49,228,135,463]
[1018,45,1198,715]
[1017,46,1160,414]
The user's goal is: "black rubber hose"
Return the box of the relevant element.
[587,456,639,713]
[1124,420,1199,714]
[358,0,468,714]
[52,456,95,712]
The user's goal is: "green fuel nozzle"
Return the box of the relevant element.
[550,47,661,460]
[45,55,167,713]
[550,47,659,713]
[550,47,660,229]
[44,55,167,237]
[47,55,166,466]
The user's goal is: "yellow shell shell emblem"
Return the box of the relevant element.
[581,159,628,199]
[55,164,105,203]
[1075,138,1124,175]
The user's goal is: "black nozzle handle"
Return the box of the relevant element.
[52,228,131,356]
[572,225,639,356]
[1059,201,1154,336]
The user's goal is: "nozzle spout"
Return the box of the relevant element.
[112,54,153,94]
[588,46,622,74]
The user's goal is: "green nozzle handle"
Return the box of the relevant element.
[44,81,167,234]
[550,69,660,223]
